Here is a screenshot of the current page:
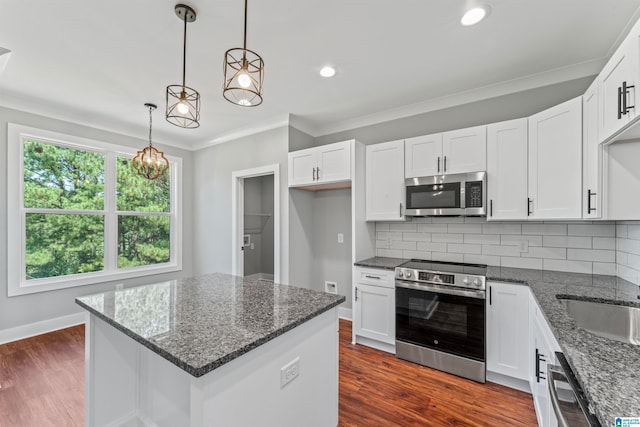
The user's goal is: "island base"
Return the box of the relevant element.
[85,308,339,427]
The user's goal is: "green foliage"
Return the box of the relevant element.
[23,141,172,280]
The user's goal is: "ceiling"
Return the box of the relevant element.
[1,0,640,150]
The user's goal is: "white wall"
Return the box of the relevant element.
[192,126,290,283]
[376,218,617,275]
[0,106,194,332]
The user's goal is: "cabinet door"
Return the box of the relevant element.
[583,80,602,219]
[288,149,316,186]
[605,140,640,219]
[486,282,530,381]
[442,125,487,174]
[528,97,582,219]
[532,315,559,427]
[317,140,351,183]
[486,119,528,220]
[405,133,442,177]
[353,283,395,345]
[598,36,638,142]
[366,140,405,221]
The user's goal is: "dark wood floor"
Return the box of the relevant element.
[0,325,85,427]
[0,320,537,426]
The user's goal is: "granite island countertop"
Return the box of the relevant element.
[488,266,640,425]
[76,273,345,378]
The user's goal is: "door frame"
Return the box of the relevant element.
[231,164,280,282]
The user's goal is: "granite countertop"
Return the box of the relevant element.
[354,256,407,270]
[488,266,640,425]
[76,273,345,378]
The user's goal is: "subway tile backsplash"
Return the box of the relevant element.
[376,218,624,278]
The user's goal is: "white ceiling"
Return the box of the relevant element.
[1,0,640,150]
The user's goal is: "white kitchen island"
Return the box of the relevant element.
[76,273,344,427]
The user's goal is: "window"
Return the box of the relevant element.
[8,124,182,296]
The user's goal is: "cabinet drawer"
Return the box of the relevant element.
[354,267,395,288]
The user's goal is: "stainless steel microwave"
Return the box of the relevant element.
[405,171,487,216]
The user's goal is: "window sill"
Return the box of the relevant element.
[8,264,183,297]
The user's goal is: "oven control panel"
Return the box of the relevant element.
[395,267,485,290]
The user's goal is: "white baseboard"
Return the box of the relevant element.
[0,311,87,345]
[338,307,352,321]
[486,371,531,393]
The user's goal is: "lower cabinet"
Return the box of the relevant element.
[529,296,562,427]
[352,267,395,354]
[486,282,530,385]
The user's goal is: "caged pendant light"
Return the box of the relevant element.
[223,0,264,107]
[166,4,201,128]
[133,103,169,180]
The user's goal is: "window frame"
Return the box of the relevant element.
[7,123,183,296]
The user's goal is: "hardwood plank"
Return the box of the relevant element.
[338,318,538,426]
[0,320,537,426]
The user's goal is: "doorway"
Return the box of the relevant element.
[231,164,280,283]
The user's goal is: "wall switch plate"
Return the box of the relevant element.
[325,281,338,294]
[280,357,300,388]
[337,233,344,243]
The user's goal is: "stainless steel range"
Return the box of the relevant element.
[395,260,487,383]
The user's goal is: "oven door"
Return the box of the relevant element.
[395,281,485,361]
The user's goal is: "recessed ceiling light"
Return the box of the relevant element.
[461,6,490,26]
[320,66,336,78]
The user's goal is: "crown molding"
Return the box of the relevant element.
[311,58,604,138]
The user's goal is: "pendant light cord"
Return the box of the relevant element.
[182,10,188,89]
[148,106,153,147]
[243,0,248,51]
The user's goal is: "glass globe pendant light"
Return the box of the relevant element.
[133,103,169,180]
[166,4,201,128]
[223,0,264,107]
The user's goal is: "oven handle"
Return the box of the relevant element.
[395,280,486,300]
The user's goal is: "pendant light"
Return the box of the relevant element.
[223,0,264,107]
[166,4,200,128]
[133,103,169,180]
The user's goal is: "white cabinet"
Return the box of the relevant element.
[486,282,530,382]
[604,140,640,219]
[598,26,640,143]
[529,297,561,427]
[366,140,405,221]
[528,97,583,219]
[288,140,351,188]
[405,133,443,177]
[583,80,602,219]
[352,267,395,354]
[486,118,528,220]
[442,125,487,174]
[404,126,486,178]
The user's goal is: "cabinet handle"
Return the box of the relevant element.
[490,199,493,217]
[587,189,597,213]
[443,156,447,172]
[535,348,546,382]
[618,85,624,119]
[527,198,533,216]
[355,286,359,301]
[489,285,492,305]
[312,167,316,181]
[399,203,403,218]
[365,275,381,280]
[623,81,635,117]
[317,167,320,180]
[437,156,440,173]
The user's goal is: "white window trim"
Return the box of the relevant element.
[7,123,183,297]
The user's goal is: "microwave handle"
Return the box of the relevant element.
[547,364,571,427]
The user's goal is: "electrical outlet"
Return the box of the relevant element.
[250,242,255,250]
[386,236,392,248]
[518,240,529,252]
[280,357,300,388]
[337,233,344,243]
[325,281,338,294]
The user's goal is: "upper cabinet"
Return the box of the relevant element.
[405,126,486,178]
[288,140,352,190]
[366,140,405,221]
[598,26,640,142]
[583,80,602,219]
[528,97,583,220]
[486,118,528,220]
[442,125,487,174]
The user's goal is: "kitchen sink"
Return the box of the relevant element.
[559,298,640,345]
